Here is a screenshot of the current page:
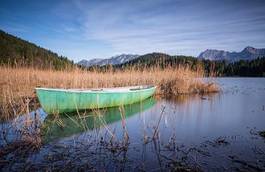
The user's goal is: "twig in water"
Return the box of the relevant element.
[152,106,166,140]
[119,106,129,146]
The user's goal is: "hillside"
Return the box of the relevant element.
[198,46,265,61]
[0,30,74,69]
[116,53,201,70]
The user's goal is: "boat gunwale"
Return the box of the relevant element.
[35,85,156,94]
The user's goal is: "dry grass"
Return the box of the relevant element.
[0,66,219,120]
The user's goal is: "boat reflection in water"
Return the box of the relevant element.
[41,97,156,142]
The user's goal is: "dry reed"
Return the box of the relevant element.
[0,66,219,120]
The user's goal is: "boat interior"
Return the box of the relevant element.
[36,85,155,92]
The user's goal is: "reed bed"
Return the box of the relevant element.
[0,66,219,120]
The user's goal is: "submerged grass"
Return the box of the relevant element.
[0,66,219,120]
[259,131,265,138]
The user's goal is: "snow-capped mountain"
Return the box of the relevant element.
[78,58,102,67]
[198,46,265,61]
[78,54,139,67]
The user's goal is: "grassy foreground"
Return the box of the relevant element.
[0,66,219,120]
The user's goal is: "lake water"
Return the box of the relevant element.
[1,78,265,171]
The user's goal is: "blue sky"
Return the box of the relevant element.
[1,0,265,62]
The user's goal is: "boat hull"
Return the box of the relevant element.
[36,86,156,114]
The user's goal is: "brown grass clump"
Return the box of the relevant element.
[0,66,219,119]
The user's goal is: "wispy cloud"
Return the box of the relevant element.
[72,0,265,57]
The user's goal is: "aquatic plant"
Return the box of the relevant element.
[259,131,265,138]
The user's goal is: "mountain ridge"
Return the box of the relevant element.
[80,46,265,68]
[198,46,265,61]
[78,54,139,67]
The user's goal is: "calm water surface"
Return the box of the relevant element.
[1,78,265,171]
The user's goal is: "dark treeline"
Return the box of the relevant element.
[222,58,265,76]
[0,30,74,70]
[90,53,265,77]
[202,58,265,77]
[118,53,201,70]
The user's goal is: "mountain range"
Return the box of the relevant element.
[198,46,265,61]
[79,47,265,67]
[1,29,264,68]
[78,54,139,67]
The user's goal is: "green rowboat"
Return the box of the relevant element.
[36,85,156,114]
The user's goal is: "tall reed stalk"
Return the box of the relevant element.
[0,65,219,120]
